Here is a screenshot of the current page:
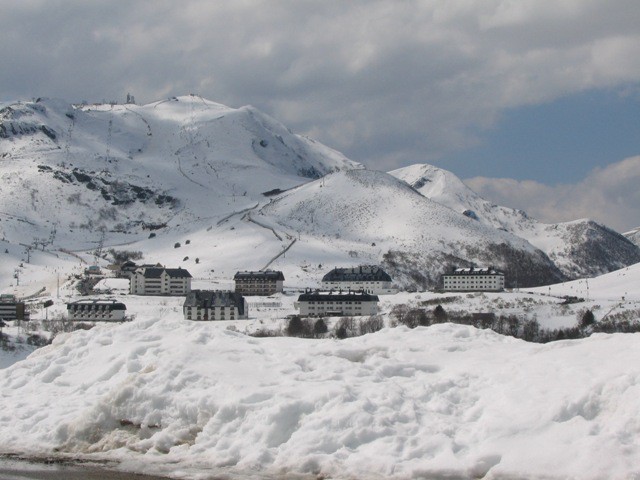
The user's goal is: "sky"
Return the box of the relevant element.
[1,0,639,231]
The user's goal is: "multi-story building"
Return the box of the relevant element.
[183,290,248,321]
[0,295,28,321]
[321,265,395,294]
[294,290,379,317]
[129,266,192,295]
[441,267,505,292]
[234,270,284,296]
[66,299,127,321]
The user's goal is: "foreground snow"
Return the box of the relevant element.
[1,314,640,479]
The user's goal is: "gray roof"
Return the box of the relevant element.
[165,268,192,278]
[322,265,392,283]
[139,267,163,278]
[67,299,126,311]
[234,270,284,281]
[139,267,192,278]
[184,290,246,315]
[298,290,379,302]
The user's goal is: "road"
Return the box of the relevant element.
[0,458,173,480]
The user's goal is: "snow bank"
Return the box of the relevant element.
[2,315,640,479]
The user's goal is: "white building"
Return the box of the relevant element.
[66,299,127,321]
[129,266,192,296]
[234,270,284,296]
[442,267,505,292]
[183,290,248,321]
[321,266,396,294]
[295,290,379,317]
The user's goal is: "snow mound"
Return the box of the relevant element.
[2,317,640,479]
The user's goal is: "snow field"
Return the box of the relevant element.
[2,317,640,479]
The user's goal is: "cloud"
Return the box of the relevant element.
[0,0,639,171]
[465,155,640,233]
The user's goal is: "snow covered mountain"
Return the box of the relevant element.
[258,169,564,287]
[390,163,640,278]
[0,96,359,249]
[625,227,640,247]
[0,96,635,292]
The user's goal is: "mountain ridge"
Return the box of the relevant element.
[1,95,637,292]
[390,163,640,279]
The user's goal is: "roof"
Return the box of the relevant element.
[67,299,127,310]
[297,290,380,302]
[137,267,192,278]
[138,267,163,278]
[234,270,285,281]
[322,265,392,283]
[0,294,17,304]
[183,290,246,315]
[444,267,504,276]
[165,268,192,278]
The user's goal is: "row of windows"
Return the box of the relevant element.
[70,313,121,319]
[236,280,278,284]
[307,301,363,305]
[237,287,278,291]
[186,307,237,311]
[308,306,362,310]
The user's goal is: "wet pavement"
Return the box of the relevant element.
[0,457,174,480]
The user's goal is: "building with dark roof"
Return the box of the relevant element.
[234,270,284,296]
[442,266,505,292]
[117,260,139,278]
[321,265,395,294]
[295,290,379,317]
[130,266,192,295]
[66,299,127,321]
[183,290,248,321]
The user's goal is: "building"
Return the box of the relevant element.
[442,267,505,292]
[66,299,127,321]
[117,260,139,278]
[321,265,395,294]
[183,290,248,321]
[234,270,285,296]
[129,266,192,295]
[84,265,102,275]
[0,295,28,321]
[295,290,379,317]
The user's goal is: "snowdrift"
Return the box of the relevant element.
[1,316,640,479]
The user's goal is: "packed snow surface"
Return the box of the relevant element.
[2,314,640,479]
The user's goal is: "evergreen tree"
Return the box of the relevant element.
[580,309,596,329]
[433,304,448,323]
[313,318,328,337]
[286,316,304,336]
